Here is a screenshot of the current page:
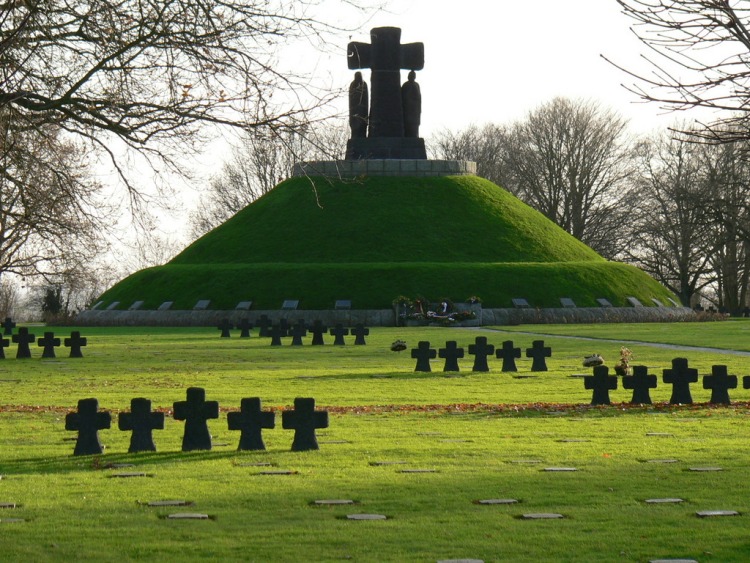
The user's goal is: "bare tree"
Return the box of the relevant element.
[430,123,509,187]
[612,0,750,143]
[503,98,634,258]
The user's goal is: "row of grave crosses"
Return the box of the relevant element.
[410,338,552,373]
[584,359,750,406]
[65,389,328,456]
[0,325,87,359]
[217,317,369,346]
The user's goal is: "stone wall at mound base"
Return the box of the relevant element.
[292,159,477,178]
[75,306,695,327]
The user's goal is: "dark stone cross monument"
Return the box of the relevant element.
[351,323,370,345]
[173,387,219,451]
[282,397,329,452]
[64,331,87,358]
[227,397,275,451]
[65,398,111,456]
[346,26,427,159]
[526,340,552,372]
[622,365,657,404]
[38,331,61,359]
[468,336,495,372]
[290,320,308,346]
[439,341,464,372]
[309,320,328,346]
[118,397,165,453]
[496,340,521,372]
[663,358,698,405]
[329,323,349,346]
[256,314,273,337]
[2,317,15,335]
[237,318,253,338]
[703,365,738,405]
[269,324,288,347]
[12,327,35,359]
[217,319,233,338]
[411,341,436,372]
[584,365,618,406]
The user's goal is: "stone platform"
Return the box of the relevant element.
[291,159,477,178]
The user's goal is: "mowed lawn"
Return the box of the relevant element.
[1,321,749,562]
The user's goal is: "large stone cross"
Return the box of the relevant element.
[348,27,424,138]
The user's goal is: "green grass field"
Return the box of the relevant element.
[1,321,750,561]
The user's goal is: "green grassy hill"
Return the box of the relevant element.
[97,175,675,310]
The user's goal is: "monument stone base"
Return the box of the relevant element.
[346,137,427,159]
[292,159,477,178]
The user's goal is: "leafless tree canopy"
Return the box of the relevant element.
[613,0,750,142]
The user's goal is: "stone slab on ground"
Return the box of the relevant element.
[167,513,211,520]
[696,510,740,517]
[346,513,387,520]
[645,498,684,504]
[521,513,565,520]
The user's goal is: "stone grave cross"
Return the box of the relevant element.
[329,324,349,346]
[2,317,15,335]
[411,341,436,372]
[290,320,308,346]
[65,398,111,456]
[282,397,329,451]
[227,397,275,451]
[237,318,253,338]
[269,324,288,346]
[38,331,61,359]
[468,336,494,372]
[309,320,328,346]
[496,340,521,372]
[256,314,273,337]
[622,365,657,404]
[351,324,369,345]
[12,327,35,359]
[118,397,165,453]
[663,358,698,404]
[173,387,219,451]
[584,365,618,405]
[217,319,233,338]
[438,340,464,372]
[702,365,737,405]
[64,331,87,358]
[526,340,552,372]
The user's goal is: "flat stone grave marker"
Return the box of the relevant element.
[0,335,9,359]
[346,514,387,520]
[556,439,589,443]
[646,432,673,437]
[627,296,644,307]
[663,358,698,404]
[496,340,521,372]
[475,499,519,505]
[147,500,192,507]
[351,323,369,345]
[281,299,299,310]
[584,365,617,405]
[118,397,165,453]
[109,472,149,478]
[369,461,408,466]
[1,317,15,335]
[64,331,87,358]
[644,459,680,464]
[12,327,36,359]
[398,468,437,473]
[468,336,494,372]
[235,462,274,467]
[512,298,530,308]
[645,498,684,504]
[217,319,233,338]
[193,300,211,310]
[329,323,349,346]
[237,318,253,338]
[128,300,145,310]
[235,301,253,310]
[258,470,298,475]
[526,340,551,372]
[696,510,740,517]
[227,397,275,451]
[411,341,436,372]
[437,559,484,563]
[560,298,576,308]
[282,397,328,451]
[521,513,565,519]
[289,320,308,346]
[312,499,357,506]
[703,365,737,405]
[508,460,543,464]
[649,560,698,563]
[0,518,25,523]
[623,365,657,404]
[157,301,173,311]
[65,398,111,456]
[543,467,578,472]
[688,467,723,472]
[596,298,613,308]
[0,502,18,508]
[439,341,464,372]
[105,301,120,310]
[309,320,327,345]
[167,513,211,520]
[173,387,219,451]
[651,298,666,307]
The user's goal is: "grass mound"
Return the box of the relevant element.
[97,175,675,310]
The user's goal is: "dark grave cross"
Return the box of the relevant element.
[173,387,219,451]
[118,397,165,453]
[269,324,288,346]
[64,331,87,358]
[1,317,15,335]
[237,318,253,338]
[0,335,9,359]
[496,340,521,372]
[351,324,369,345]
[663,357,698,405]
[744,375,750,390]
[526,340,552,372]
[468,336,494,372]
[256,314,273,337]
[279,318,290,332]
[65,398,111,456]
[438,340,464,372]
[584,365,618,406]
[622,365,657,404]
[347,27,424,137]
[411,341,436,372]
[290,320,308,346]
[281,397,329,452]
[38,331,61,359]
[12,327,35,359]
[703,365,738,405]
[217,319,233,338]
[309,320,328,346]
[329,323,349,346]
[227,397,275,451]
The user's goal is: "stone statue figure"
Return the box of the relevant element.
[349,71,368,138]
[402,70,421,138]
